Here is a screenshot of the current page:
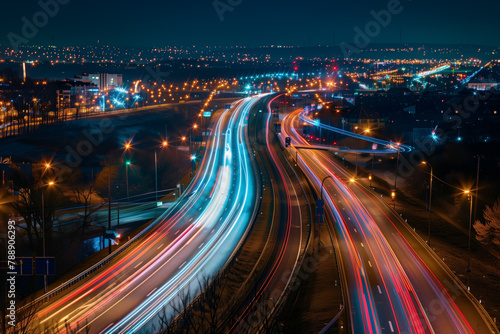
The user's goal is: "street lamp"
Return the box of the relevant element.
[392,143,401,191]
[155,141,168,204]
[464,189,473,288]
[421,161,433,246]
[41,180,55,293]
[320,175,332,201]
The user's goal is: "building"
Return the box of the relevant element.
[56,81,100,116]
[468,78,499,91]
[82,73,123,91]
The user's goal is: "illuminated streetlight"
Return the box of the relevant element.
[155,142,168,205]
[41,181,56,293]
[463,189,473,288]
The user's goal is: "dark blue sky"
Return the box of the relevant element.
[1,0,498,47]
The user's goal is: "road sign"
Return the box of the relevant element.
[35,257,55,276]
[316,207,324,216]
[225,104,231,109]
[105,229,115,238]
[316,200,324,208]
[13,257,33,276]
[317,215,324,224]
[157,201,163,207]
[203,111,212,117]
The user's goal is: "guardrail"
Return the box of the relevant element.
[20,190,186,312]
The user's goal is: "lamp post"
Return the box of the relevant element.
[320,176,332,201]
[41,181,55,293]
[107,158,128,254]
[393,143,401,191]
[421,161,433,246]
[464,190,473,288]
[155,141,168,204]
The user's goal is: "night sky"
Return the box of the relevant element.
[1,0,499,47]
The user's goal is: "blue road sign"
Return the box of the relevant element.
[35,257,55,276]
[13,257,33,276]
[317,215,324,224]
[316,207,324,216]
[316,200,324,208]
[203,111,212,117]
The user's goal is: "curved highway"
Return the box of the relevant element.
[282,107,496,333]
[31,97,261,333]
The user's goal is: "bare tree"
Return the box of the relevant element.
[0,297,41,334]
[155,273,229,334]
[67,171,104,242]
[8,164,61,253]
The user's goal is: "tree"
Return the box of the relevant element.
[67,171,104,242]
[474,198,500,248]
[155,274,229,334]
[8,164,62,254]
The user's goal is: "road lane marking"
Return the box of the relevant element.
[146,287,157,297]
[175,230,180,235]
[377,285,382,294]
[388,321,394,332]
[189,218,193,222]
[157,243,164,249]
[198,243,204,249]
[368,260,372,268]
[134,261,143,269]
[354,228,357,233]
[179,261,187,269]
[360,242,364,248]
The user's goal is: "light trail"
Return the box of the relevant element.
[298,108,413,153]
[35,98,262,333]
[282,107,478,334]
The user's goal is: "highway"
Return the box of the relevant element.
[228,95,305,333]
[30,97,261,333]
[282,107,497,333]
